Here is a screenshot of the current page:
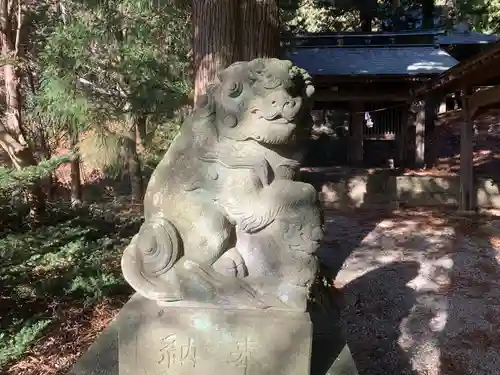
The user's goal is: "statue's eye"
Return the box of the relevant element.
[228,81,243,98]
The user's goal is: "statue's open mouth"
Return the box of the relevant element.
[255,133,293,144]
[272,118,289,124]
[252,108,291,124]
[262,110,280,121]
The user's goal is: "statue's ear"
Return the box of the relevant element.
[218,61,248,84]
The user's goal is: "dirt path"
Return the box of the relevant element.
[320,209,500,375]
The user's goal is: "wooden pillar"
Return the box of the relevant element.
[349,101,364,166]
[455,90,463,109]
[407,95,436,169]
[445,93,455,112]
[424,95,439,168]
[397,104,409,167]
[414,102,425,168]
[459,89,475,212]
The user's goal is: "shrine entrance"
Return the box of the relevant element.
[309,100,406,168]
[282,30,487,169]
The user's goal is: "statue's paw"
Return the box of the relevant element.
[212,247,248,278]
[212,256,238,278]
[183,260,270,308]
[144,279,184,302]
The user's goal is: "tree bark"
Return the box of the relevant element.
[1,38,33,170]
[239,0,280,60]
[421,0,435,29]
[391,0,402,31]
[360,12,373,32]
[193,0,240,108]
[192,0,280,107]
[69,128,82,206]
[0,0,46,217]
[126,121,144,202]
[358,0,375,32]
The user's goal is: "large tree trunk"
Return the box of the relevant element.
[1,47,32,169]
[360,12,373,32]
[193,0,240,108]
[421,0,435,29]
[391,0,402,31]
[69,128,82,206]
[2,62,46,216]
[239,0,280,60]
[358,0,376,32]
[0,0,45,217]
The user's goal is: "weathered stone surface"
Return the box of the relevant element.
[120,58,323,311]
[67,294,359,375]
[73,59,358,375]
[119,296,312,375]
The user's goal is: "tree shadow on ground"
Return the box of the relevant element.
[317,208,386,282]
[438,222,500,374]
[311,209,392,375]
[319,209,457,375]
[340,261,421,375]
[325,209,500,375]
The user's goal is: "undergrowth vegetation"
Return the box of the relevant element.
[0,105,183,373]
[0,201,141,370]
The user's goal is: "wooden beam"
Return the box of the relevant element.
[459,89,475,212]
[414,41,500,96]
[312,74,433,85]
[424,62,500,95]
[468,85,500,119]
[313,90,411,102]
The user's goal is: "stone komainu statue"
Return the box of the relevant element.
[121,58,324,310]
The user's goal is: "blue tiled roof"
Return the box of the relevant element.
[286,46,458,76]
[437,31,500,45]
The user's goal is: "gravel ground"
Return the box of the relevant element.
[319,210,500,375]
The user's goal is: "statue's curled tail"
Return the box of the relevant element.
[121,216,183,302]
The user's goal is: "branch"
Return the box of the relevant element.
[6,0,13,20]
[13,0,21,56]
[76,77,127,98]
[116,82,129,98]
[59,1,67,24]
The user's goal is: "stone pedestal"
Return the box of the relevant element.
[119,297,312,375]
[67,293,358,375]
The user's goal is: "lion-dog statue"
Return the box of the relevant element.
[121,58,324,310]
